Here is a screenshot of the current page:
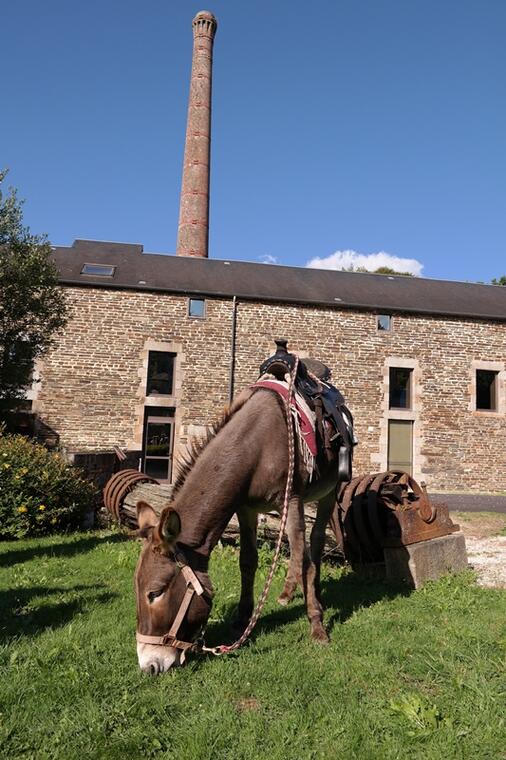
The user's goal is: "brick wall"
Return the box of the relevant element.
[34,286,506,492]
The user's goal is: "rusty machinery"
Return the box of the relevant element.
[331,471,460,563]
[103,469,159,525]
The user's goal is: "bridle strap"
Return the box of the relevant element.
[136,559,207,654]
[135,632,196,651]
[167,585,195,639]
[180,563,204,596]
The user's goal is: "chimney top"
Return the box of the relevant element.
[193,10,217,37]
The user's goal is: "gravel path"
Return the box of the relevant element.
[452,511,506,588]
[465,536,506,588]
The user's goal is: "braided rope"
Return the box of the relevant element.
[202,355,299,656]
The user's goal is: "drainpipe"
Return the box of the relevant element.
[228,296,237,402]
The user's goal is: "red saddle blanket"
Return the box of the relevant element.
[251,379,317,458]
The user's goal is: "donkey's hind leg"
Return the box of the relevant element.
[277,497,301,606]
[278,496,329,643]
[235,507,258,632]
[310,490,336,606]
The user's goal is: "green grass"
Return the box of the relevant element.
[1,532,505,760]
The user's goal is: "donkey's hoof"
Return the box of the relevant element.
[311,624,330,644]
[232,617,249,635]
[277,593,291,607]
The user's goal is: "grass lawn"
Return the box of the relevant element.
[1,531,505,760]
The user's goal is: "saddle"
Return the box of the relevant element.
[258,340,356,482]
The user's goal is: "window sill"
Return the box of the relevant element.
[144,396,176,407]
[387,408,416,420]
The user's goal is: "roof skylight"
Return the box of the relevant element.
[81,263,116,277]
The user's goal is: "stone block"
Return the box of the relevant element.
[384,531,468,589]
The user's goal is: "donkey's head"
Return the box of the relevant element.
[134,501,213,674]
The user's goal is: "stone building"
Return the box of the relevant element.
[30,238,506,493]
[26,11,506,492]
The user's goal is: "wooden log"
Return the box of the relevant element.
[121,483,174,529]
[119,482,343,558]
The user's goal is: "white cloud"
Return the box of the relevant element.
[259,253,279,265]
[306,249,423,276]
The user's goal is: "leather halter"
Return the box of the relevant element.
[136,557,210,662]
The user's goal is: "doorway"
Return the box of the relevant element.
[143,408,175,481]
[388,419,413,474]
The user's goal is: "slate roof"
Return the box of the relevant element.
[52,239,506,322]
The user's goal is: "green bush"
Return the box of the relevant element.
[0,430,97,539]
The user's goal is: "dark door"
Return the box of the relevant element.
[143,414,174,481]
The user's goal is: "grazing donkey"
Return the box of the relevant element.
[134,367,353,674]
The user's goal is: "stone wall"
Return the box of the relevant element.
[71,450,142,492]
[33,286,506,491]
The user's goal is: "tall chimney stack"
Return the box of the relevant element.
[176,11,217,258]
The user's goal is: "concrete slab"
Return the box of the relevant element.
[384,531,468,589]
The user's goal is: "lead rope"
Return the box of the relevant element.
[201,355,300,656]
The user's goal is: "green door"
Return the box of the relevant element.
[388,420,413,474]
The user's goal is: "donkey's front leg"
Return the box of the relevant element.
[279,496,329,643]
[235,507,258,632]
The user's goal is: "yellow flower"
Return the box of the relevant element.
[18,505,28,514]
[38,504,46,511]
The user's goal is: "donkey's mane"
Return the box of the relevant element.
[172,400,242,495]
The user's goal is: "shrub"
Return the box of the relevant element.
[0,429,97,539]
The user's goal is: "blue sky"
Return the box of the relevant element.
[2,0,505,281]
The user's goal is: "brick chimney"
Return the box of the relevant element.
[176,11,217,258]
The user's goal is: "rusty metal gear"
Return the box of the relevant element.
[103,469,159,522]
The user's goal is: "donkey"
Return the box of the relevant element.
[134,385,344,674]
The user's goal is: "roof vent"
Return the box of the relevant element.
[81,263,116,277]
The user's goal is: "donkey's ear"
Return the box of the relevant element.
[136,501,159,538]
[158,507,181,548]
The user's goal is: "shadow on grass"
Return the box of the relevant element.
[0,532,129,568]
[322,571,411,628]
[203,570,411,650]
[0,583,117,642]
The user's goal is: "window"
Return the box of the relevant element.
[476,370,498,411]
[80,263,116,277]
[377,314,391,331]
[389,367,412,409]
[188,298,206,318]
[146,352,176,396]
[143,407,175,481]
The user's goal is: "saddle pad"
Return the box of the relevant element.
[251,378,317,456]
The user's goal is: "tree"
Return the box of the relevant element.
[0,170,67,415]
[491,275,506,286]
[343,265,414,276]
[372,266,414,277]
